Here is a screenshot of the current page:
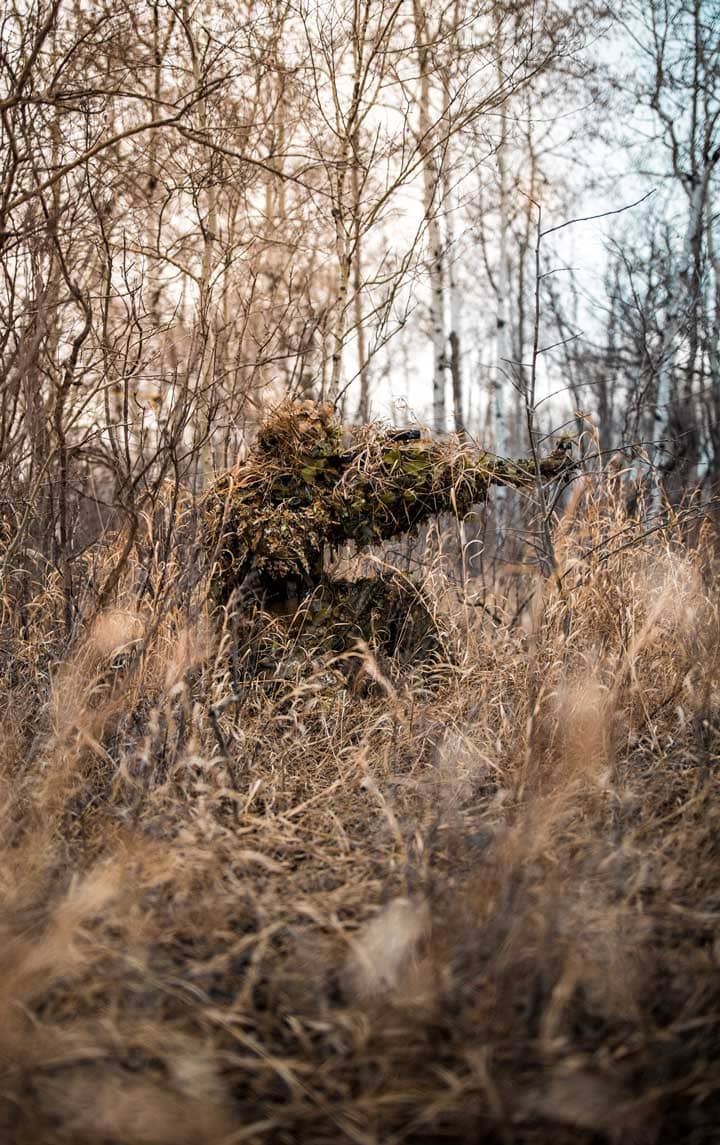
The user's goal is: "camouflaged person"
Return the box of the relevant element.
[201,400,574,664]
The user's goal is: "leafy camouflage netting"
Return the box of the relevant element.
[233,573,445,691]
[202,400,574,611]
[298,572,443,663]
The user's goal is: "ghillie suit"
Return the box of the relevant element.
[202,401,574,669]
[235,573,445,693]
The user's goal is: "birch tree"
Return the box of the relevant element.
[413,0,447,433]
[637,0,720,495]
[557,0,720,495]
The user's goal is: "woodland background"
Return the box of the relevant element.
[3,0,719,565]
[2,5,720,1145]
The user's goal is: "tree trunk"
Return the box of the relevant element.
[414,0,446,433]
[442,54,463,436]
[493,10,509,471]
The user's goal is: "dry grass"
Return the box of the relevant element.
[1,475,720,1144]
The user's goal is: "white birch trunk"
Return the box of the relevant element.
[329,205,351,406]
[447,222,463,434]
[414,0,446,433]
[493,11,509,467]
[442,63,463,435]
[428,213,447,434]
[353,160,369,423]
[328,3,372,410]
[707,217,720,470]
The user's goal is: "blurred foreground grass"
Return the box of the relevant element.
[1,474,719,1144]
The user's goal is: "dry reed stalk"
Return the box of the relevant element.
[0,477,718,1143]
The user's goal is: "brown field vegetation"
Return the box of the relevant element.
[1,475,720,1144]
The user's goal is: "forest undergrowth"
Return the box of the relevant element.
[1,475,720,1144]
